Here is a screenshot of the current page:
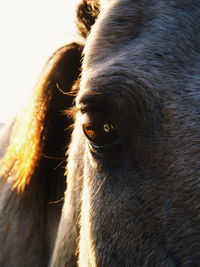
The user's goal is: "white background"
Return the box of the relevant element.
[0,0,78,124]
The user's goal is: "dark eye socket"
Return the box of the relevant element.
[82,112,118,148]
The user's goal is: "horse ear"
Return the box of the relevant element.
[0,43,82,192]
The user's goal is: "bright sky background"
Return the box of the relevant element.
[0,0,78,123]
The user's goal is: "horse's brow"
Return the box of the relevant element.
[77,92,104,105]
[77,92,111,113]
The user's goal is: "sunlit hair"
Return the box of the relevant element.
[0,44,82,192]
[0,64,53,192]
[0,0,100,193]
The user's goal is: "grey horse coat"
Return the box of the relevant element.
[1,0,200,266]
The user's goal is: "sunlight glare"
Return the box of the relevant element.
[0,0,78,123]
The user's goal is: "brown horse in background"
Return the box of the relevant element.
[1,0,200,266]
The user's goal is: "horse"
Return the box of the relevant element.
[1,0,200,266]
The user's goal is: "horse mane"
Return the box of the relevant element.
[0,43,82,192]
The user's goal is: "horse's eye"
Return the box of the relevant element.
[82,113,118,148]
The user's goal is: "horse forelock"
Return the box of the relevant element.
[76,0,100,39]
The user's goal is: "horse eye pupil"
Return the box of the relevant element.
[86,125,93,131]
[84,124,96,138]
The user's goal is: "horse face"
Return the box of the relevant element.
[70,0,200,266]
